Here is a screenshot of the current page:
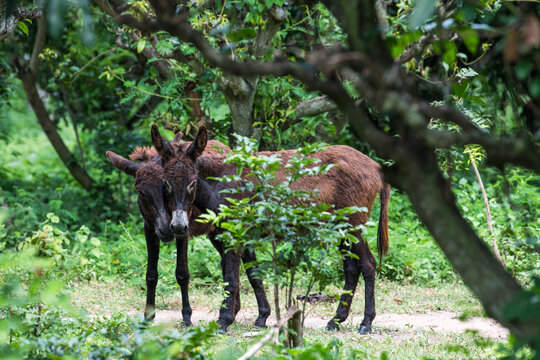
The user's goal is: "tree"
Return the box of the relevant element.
[92,0,540,343]
[1,4,96,190]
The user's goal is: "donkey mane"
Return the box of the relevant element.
[130,146,158,162]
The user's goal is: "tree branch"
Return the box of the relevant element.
[19,17,96,191]
[0,5,43,41]
[396,33,436,64]
[29,15,46,73]
[238,306,301,360]
[296,96,337,117]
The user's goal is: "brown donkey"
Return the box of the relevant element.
[106,132,270,327]
[153,125,390,334]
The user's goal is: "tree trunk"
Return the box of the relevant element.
[222,75,258,139]
[21,72,96,191]
[287,307,303,348]
[220,5,287,141]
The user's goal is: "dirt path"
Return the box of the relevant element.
[139,308,508,340]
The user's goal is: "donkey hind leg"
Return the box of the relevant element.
[218,250,241,332]
[242,248,271,328]
[327,229,378,333]
[208,233,241,317]
[326,239,361,331]
[357,238,377,334]
[175,236,192,326]
[144,223,160,321]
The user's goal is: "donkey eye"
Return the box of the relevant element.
[187,180,196,194]
[164,180,173,194]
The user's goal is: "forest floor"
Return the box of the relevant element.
[69,278,509,359]
[145,307,508,340]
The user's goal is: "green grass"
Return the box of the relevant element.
[70,277,484,319]
[68,276,497,359]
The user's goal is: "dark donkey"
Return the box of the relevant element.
[153,125,390,334]
[106,131,270,327]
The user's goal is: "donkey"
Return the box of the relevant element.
[107,130,270,327]
[152,125,390,334]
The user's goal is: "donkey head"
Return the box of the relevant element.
[106,131,184,243]
[151,124,208,238]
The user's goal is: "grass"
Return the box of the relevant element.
[68,276,499,359]
[70,276,484,318]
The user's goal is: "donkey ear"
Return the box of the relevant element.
[151,124,174,160]
[187,126,208,160]
[172,131,184,145]
[106,151,141,176]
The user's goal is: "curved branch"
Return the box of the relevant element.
[296,96,337,117]
[20,17,96,191]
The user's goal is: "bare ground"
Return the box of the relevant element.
[134,307,508,340]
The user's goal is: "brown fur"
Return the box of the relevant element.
[129,140,231,237]
[156,125,390,334]
[129,146,158,162]
[195,145,390,257]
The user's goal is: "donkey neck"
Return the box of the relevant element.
[196,154,235,179]
[194,176,224,213]
[192,154,237,213]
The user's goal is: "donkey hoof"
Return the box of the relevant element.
[182,320,193,327]
[254,320,268,328]
[144,313,156,322]
[326,320,340,331]
[358,325,372,335]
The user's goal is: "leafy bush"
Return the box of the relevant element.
[201,136,363,346]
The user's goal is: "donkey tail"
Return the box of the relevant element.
[377,183,391,266]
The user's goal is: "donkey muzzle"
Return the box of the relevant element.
[170,210,189,236]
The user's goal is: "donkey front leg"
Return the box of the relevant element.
[175,235,193,326]
[218,250,241,332]
[209,233,241,316]
[242,248,271,328]
[144,222,160,321]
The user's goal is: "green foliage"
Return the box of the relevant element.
[1,1,539,357]
[455,168,540,282]
[503,278,540,356]
[377,188,455,284]
[201,136,363,320]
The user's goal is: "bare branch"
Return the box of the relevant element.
[396,33,436,64]
[129,32,171,78]
[296,96,337,118]
[238,306,301,360]
[29,16,46,73]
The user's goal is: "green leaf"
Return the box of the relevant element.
[459,29,479,54]
[409,0,437,29]
[137,38,146,54]
[155,40,174,56]
[530,76,540,99]
[17,21,29,36]
[227,27,257,42]
[442,40,457,65]
[90,237,101,247]
[47,213,60,224]
[516,60,533,81]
